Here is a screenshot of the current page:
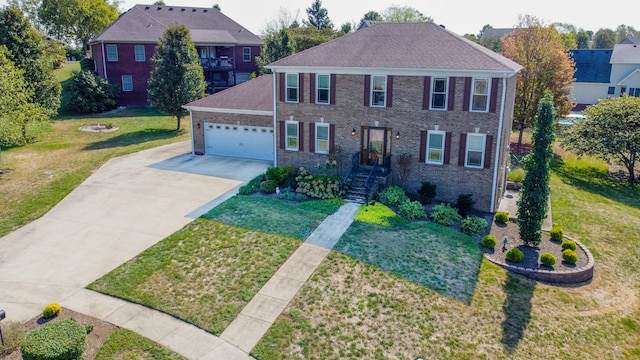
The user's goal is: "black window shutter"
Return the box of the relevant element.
[279,120,285,149]
[444,132,452,165]
[279,73,285,102]
[423,76,431,110]
[330,74,336,105]
[463,77,472,112]
[489,78,499,113]
[298,122,304,151]
[309,123,315,152]
[309,73,316,104]
[419,131,427,162]
[329,124,336,151]
[484,135,493,169]
[386,75,393,108]
[364,75,371,106]
[448,77,456,111]
[458,133,467,166]
[298,73,304,103]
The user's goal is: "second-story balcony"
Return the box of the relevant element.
[200,56,234,71]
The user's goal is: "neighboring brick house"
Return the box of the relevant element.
[186,22,522,212]
[91,4,262,106]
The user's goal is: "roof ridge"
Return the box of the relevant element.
[133,4,170,29]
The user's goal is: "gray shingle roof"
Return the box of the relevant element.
[183,74,273,113]
[570,49,612,83]
[91,4,262,46]
[268,22,521,73]
[479,28,514,40]
[610,44,640,64]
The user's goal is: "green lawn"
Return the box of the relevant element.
[96,328,185,360]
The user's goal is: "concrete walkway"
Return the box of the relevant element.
[498,188,553,231]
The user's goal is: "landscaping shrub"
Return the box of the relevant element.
[455,193,475,217]
[0,321,28,356]
[505,248,524,263]
[398,200,426,220]
[280,188,309,202]
[561,239,577,251]
[540,252,556,267]
[481,235,497,249]
[79,58,94,72]
[265,167,288,185]
[21,318,87,360]
[550,225,564,242]
[562,249,578,264]
[295,168,345,199]
[42,303,62,318]
[430,203,461,226]
[417,181,437,204]
[507,168,526,183]
[282,165,299,188]
[461,216,488,236]
[63,70,119,113]
[494,211,509,223]
[239,174,265,195]
[260,180,278,194]
[377,186,410,206]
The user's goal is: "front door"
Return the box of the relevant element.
[361,127,391,166]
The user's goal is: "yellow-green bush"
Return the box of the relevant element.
[481,235,497,249]
[21,318,86,360]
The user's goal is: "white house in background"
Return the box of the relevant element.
[571,42,640,111]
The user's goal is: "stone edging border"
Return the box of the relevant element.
[484,235,594,284]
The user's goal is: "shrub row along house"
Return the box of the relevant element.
[185,22,522,212]
[90,4,262,106]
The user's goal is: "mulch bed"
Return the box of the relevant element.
[4,308,117,360]
[484,219,588,271]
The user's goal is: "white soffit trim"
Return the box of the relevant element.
[266,66,519,79]
[182,106,273,116]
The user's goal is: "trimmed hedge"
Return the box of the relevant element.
[540,252,556,267]
[505,248,524,263]
[550,225,564,242]
[494,212,509,224]
[561,239,577,251]
[21,319,87,360]
[461,216,488,236]
[562,249,578,264]
[377,186,410,206]
[430,203,461,226]
[481,235,497,249]
[398,200,426,220]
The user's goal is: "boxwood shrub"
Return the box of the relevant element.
[461,216,488,236]
[377,186,409,206]
[505,248,524,263]
[494,211,509,224]
[481,235,497,249]
[21,318,87,360]
[259,180,278,193]
[430,203,461,226]
[561,239,577,251]
[562,249,578,264]
[540,252,556,267]
[550,225,564,242]
[398,200,426,220]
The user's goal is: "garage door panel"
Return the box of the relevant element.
[205,123,273,161]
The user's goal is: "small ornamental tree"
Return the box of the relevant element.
[148,23,206,130]
[518,92,555,246]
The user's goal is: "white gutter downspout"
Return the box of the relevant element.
[490,77,508,213]
[272,72,278,167]
[189,109,195,155]
[101,41,107,79]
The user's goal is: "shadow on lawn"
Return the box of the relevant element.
[85,129,183,150]
[501,272,535,353]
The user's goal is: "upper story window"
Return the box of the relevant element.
[471,78,490,112]
[134,45,145,62]
[243,47,251,62]
[121,75,133,92]
[106,45,118,62]
[285,121,298,150]
[430,77,448,110]
[286,73,299,103]
[426,130,445,165]
[370,75,387,107]
[315,123,330,154]
[316,74,330,104]
[465,133,486,168]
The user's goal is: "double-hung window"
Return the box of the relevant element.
[465,133,485,168]
[471,78,490,112]
[316,74,330,104]
[430,78,448,110]
[121,75,133,92]
[315,123,329,153]
[285,121,299,150]
[426,131,445,164]
[243,47,251,62]
[106,45,118,61]
[285,74,299,103]
[370,75,386,107]
[134,45,145,61]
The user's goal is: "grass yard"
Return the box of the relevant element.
[252,149,640,359]
[96,328,185,360]
[88,197,338,335]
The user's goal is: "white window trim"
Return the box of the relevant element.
[134,45,145,62]
[429,77,448,110]
[243,47,251,62]
[470,78,490,112]
[315,123,330,154]
[285,73,299,103]
[106,44,118,62]
[121,75,133,92]
[285,120,299,151]
[370,75,387,108]
[426,130,446,165]
[465,133,486,168]
[316,74,330,105]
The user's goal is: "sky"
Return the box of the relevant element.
[0,0,637,36]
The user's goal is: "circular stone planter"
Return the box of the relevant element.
[485,235,594,284]
[79,124,119,133]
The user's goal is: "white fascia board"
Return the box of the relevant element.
[182,105,273,116]
[266,66,519,79]
[616,68,640,85]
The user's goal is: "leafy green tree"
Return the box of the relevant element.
[64,70,119,113]
[518,92,555,246]
[361,10,382,22]
[39,0,119,51]
[576,30,591,49]
[382,5,432,23]
[562,95,640,184]
[502,15,575,146]
[153,0,165,5]
[7,0,44,32]
[213,3,220,10]
[288,26,340,52]
[45,38,66,68]
[147,23,206,131]
[0,46,48,147]
[304,0,333,30]
[592,28,616,48]
[0,6,60,117]
[255,28,296,74]
[615,24,639,43]
[340,22,352,33]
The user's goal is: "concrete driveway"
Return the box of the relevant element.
[0,141,270,321]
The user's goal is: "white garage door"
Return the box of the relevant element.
[204,123,274,161]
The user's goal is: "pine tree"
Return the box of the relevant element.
[517,92,555,246]
[147,23,205,130]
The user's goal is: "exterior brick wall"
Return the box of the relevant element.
[190,111,272,155]
[276,73,517,212]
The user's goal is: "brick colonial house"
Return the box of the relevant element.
[90,4,262,106]
[185,23,522,212]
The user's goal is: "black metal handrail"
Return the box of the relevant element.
[364,158,379,203]
[340,152,360,188]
